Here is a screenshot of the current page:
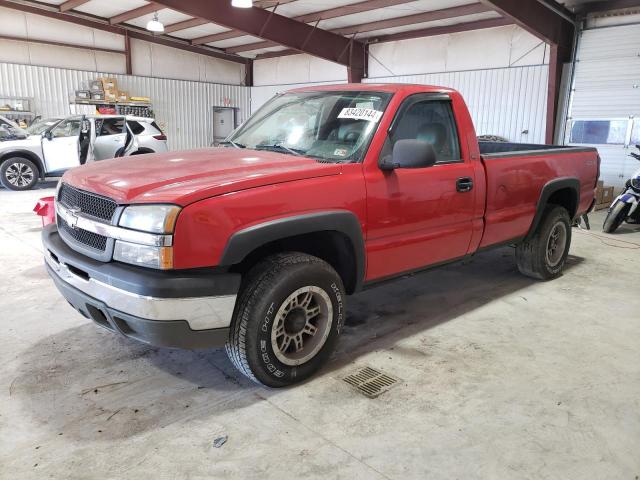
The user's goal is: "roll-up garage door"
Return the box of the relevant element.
[565,23,640,189]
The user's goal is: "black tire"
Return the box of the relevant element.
[0,157,39,191]
[516,205,572,280]
[602,201,630,234]
[225,252,346,387]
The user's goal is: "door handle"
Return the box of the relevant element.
[456,177,474,192]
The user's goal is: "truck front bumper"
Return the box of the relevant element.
[42,224,241,349]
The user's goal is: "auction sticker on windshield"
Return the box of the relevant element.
[338,108,383,122]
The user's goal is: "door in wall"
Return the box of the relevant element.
[212,108,236,146]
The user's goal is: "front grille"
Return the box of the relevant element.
[58,183,117,221]
[57,214,108,252]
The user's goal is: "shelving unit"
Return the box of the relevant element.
[0,96,36,125]
[69,99,154,118]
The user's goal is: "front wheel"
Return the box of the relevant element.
[0,157,39,191]
[603,201,630,233]
[516,205,572,280]
[226,253,345,387]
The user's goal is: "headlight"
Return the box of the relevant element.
[119,204,181,233]
[115,204,181,269]
[114,240,173,270]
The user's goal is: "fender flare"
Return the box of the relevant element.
[219,210,366,290]
[0,149,46,179]
[526,177,580,239]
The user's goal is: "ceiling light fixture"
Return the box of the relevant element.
[146,12,164,33]
[231,0,253,8]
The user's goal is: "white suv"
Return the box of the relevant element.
[0,115,168,191]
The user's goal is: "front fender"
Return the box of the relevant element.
[219,210,366,290]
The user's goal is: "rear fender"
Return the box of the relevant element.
[526,177,580,239]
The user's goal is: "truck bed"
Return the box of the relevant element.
[479,141,595,158]
[478,142,599,249]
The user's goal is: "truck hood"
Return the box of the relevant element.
[62,147,343,205]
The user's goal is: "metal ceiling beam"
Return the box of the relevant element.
[163,17,208,33]
[255,17,514,60]
[0,33,124,54]
[229,3,492,54]
[191,0,416,45]
[189,0,298,44]
[58,0,89,12]
[152,0,366,69]
[109,2,161,25]
[479,0,575,47]
[369,16,513,44]
[0,0,249,65]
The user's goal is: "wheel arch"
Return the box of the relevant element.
[131,148,155,155]
[219,211,365,294]
[526,177,580,239]
[0,150,45,179]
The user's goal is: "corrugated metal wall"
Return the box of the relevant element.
[365,64,549,144]
[565,24,640,188]
[0,62,251,151]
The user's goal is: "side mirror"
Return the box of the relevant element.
[379,139,437,170]
[44,130,53,140]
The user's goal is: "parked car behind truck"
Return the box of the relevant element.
[43,84,599,387]
[0,115,167,190]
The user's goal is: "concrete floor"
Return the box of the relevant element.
[1,182,639,480]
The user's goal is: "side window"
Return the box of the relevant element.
[390,99,461,163]
[51,119,80,138]
[99,118,125,136]
[127,121,145,135]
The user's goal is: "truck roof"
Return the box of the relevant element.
[289,83,457,95]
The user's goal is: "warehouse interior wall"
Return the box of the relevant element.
[0,6,245,85]
[0,61,251,151]
[251,25,550,143]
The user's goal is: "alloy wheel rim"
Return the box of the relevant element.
[6,163,34,187]
[546,221,567,267]
[271,286,333,366]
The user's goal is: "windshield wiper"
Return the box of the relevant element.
[219,140,246,148]
[254,143,304,157]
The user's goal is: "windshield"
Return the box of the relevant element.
[27,118,62,135]
[228,90,392,163]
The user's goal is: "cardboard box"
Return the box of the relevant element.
[91,91,105,101]
[99,77,118,91]
[75,90,91,100]
[117,91,129,102]
[601,186,614,205]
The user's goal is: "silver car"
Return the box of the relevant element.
[0,114,168,190]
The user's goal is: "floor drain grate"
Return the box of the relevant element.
[343,366,400,398]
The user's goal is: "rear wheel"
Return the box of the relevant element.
[226,252,345,387]
[0,157,39,191]
[516,205,571,280]
[603,201,630,233]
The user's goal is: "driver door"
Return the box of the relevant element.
[41,118,81,173]
[364,94,477,280]
[93,117,127,160]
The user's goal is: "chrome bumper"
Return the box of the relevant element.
[45,251,236,330]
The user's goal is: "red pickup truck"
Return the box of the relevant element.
[44,84,599,387]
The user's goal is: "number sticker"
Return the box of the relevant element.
[338,108,383,122]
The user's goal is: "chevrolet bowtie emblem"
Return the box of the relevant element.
[67,207,81,229]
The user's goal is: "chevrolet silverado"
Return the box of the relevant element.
[43,84,599,387]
